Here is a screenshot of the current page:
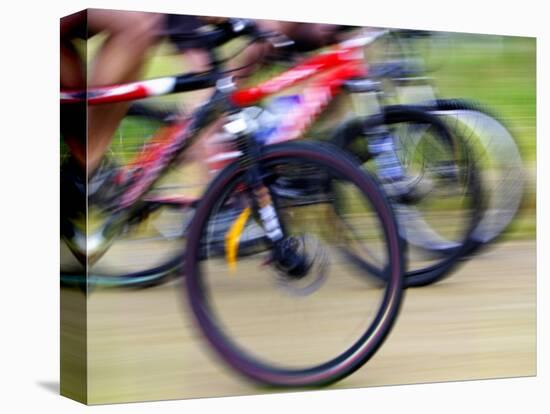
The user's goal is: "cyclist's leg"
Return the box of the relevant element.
[176,47,218,191]
[60,11,86,89]
[60,11,87,169]
[86,10,162,176]
[164,14,218,191]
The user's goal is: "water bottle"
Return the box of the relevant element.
[256,95,303,145]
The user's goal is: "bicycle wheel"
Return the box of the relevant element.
[60,198,270,290]
[70,102,195,288]
[88,200,192,288]
[184,141,404,387]
[331,105,483,287]
[423,99,526,249]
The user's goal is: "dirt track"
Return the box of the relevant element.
[62,240,535,404]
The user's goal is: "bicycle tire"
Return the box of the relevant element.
[184,141,404,387]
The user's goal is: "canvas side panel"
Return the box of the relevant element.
[60,8,88,405]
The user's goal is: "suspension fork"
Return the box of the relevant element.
[223,110,286,244]
[223,109,319,277]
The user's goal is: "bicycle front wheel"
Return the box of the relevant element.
[184,141,404,387]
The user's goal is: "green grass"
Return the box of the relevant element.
[432,34,536,163]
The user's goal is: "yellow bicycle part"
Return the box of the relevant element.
[225,207,252,271]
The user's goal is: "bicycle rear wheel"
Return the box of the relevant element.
[61,101,269,289]
[184,141,404,387]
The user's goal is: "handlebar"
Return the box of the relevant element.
[166,18,271,50]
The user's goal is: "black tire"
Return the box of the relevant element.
[184,141,404,387]
[331,105,484,287]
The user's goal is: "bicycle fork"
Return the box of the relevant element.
[223,111,313,278]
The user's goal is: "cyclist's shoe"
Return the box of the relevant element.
[61,156,125,214]
[87,157,125,212]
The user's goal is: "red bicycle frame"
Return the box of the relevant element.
[60,43,367,106]
[60,31,382,211]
